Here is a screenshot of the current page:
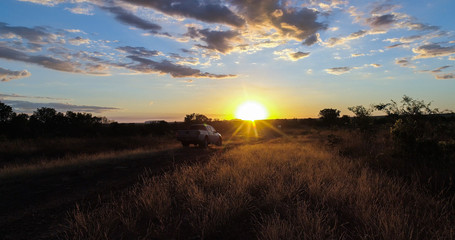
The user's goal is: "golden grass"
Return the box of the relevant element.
[63,136,454,239]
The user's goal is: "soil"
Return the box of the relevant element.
[0,145,228,240]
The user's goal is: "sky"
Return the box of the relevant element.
[0,0,454,122]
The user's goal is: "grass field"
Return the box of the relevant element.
[61,131,454,239]
[1,121,454,239]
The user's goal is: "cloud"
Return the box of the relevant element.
[386,43,408,49]
[367,14,397,29]
[116,46,161,57]
[64,29,86,34]
[325,67,351,75]
[17,0,64,6]
[0,22,59,45]
[231,0,327,42]
[370,2,401,15]
[0,67,31,82]
[102,6,162,33]
[395,57,414,68]
[126,55,236,78]
[434,73,455,79]
[2,100,119,113]
[0,92,69,101]
[0,46,82,72]
[325,30,368,47]
[185,27,240,53]
[302,33,320,46]
[68,36,91,46]
[412,43,455,59]
[431,65,451,73]
[274,49,310,61]
[351,53,365,57]
[122,0,245,27]
[450,56,455,61]
[65,5,94,15]
[370,63,381,68]
[0,45,110,75]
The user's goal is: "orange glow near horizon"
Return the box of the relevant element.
[235,101,268,121]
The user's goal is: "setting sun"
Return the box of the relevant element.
[235,101,268,121]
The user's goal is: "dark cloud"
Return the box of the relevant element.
[0,93,69,101]
[367,14,396,28]
[431,65,451,73]
[102,6,161,33]
[122,0,245,27]
[230,0,327,41]
[291,51,310,60]
[412,43,455,59]
[435,73,455,79]
[116,46,161,57]
[0,46,80,73]
[0,46,110,75]
[180,48,198,55]
[395,57,413,68]
[350,30,367,38]
[302,33,319,46]
[0,67,31,82]
[127,55,236,78]
[0,22,56,44]
[325,67,351,75]
[387,43,406,49]
[2,100,119,113]
[186,27,240,53]
[405,22,439,31]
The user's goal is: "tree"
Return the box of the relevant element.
[348,105,374,131]
[184,113,211,124]
[32,107,57,124]
[319,108,340,126]
[348,105,373,118]
[374,95,438,117]
[0,102,14,123]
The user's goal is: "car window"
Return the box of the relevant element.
[190,125,207,130]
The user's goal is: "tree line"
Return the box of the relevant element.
[0,102,172,139]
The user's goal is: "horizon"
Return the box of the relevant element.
[1,0,454,123]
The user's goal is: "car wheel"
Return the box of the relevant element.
[200,137,208,148]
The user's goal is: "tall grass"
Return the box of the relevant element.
[63,137,454,239]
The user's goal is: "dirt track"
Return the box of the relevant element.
[0,145,227,240]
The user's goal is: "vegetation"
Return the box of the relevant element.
[318,108,340,126]
[63,134,454,239]
[1,96,455,239]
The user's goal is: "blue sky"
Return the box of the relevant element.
[1,0,454,122]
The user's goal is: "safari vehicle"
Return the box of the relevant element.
[176,124,222,148]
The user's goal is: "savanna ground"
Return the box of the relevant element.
[1,120,454,239]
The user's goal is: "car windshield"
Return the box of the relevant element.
[190,125,207,130]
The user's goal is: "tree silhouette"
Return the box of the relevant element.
[319,108,340,126]
[184,113,211,124]
[0,102,14,123]
[32,107,57,124]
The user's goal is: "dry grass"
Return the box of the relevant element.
[63,136,455,239]
[0,146,177,180]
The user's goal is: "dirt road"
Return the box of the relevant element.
[0,145,226,239]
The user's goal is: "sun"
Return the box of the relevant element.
[235,101,268,121]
